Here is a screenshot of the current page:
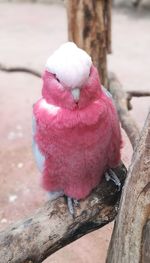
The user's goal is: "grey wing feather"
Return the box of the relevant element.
[102,85,112,99]
[32,115,45,173]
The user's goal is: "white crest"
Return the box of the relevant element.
[46,42,92,89]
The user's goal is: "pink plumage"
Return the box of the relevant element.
[33,43,122,200]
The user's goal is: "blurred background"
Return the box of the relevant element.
[0,0,150,262]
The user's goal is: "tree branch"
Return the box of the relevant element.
[108,72,140,148]
[106,110,150,263]
[0,163,126,263]
[127,90,150,97]
[0,63,41,78]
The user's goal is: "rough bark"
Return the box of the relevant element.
[106,110,150,263]
[105,0,112,54]
[66,0,112,86]
[0,164,126,263]
[108,72,140,148]
[141,220,150,262]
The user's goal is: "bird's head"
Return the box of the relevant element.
[42,42,102,109]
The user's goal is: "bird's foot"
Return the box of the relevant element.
[105,169,121,191]
[47,192,79,217]
[67,197,80,217]
[47,190,64,201]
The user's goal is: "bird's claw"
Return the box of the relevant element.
[47,190,64,201]
[67,197,80,217]
[73,199,80,207]
[105,169,121,191]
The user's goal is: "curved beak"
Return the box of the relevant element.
[71,88,80,103]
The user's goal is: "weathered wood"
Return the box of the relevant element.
[0,63,41,78]
[66,0,111,86]
[0,164,126,263]
[106,110,150,263]
[105,0,112,54]
[108,72,140,148]
[127,90,150,97]
[141,220,150,262]
[126,90,150,112]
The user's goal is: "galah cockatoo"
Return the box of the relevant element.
[33,42,122,214]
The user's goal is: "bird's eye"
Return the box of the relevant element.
[54,74,60,83]
[56,77,60,83]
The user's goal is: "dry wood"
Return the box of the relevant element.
[141,219,150,262]
[108,72,140,148]
[106,110,150,263]
[66,0,111,86]
[105,0,112,53]
[0,63,41,78]
[126,91,150,111]
[0,164,126,263]
[127,90,150,97]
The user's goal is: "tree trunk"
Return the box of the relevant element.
[66,0,112,87]
[106,110,150,263]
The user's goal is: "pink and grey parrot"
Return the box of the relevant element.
[33,42,122,214]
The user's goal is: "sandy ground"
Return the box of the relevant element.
[0,1,150,262]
